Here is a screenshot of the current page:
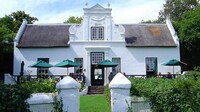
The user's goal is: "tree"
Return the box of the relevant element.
[153,0,200,70]
[158,0,199,23]
[178,5,200,69]
[0,16,15,32]
[64,16,82,24]
[178,5,200,43]
[0,25,15,52]
[8,11,38,32]
[0,11,38,81]
[141,19,160,23]
[0,11,38,51]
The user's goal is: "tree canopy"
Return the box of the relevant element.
[143,0,200,70]
[0,11,38,80]
[158,0,199,23]
[178,5,200,69]
[64,16,82,24]
[178,5,200,44]
[4,11,38,33]
[0,11,38,52]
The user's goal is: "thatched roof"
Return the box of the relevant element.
[17,24,70,48]
[123,24,177,47]
[16,23,176,48]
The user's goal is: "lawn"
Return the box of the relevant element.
[80,94,111,112]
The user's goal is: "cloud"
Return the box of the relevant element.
[0,0,165,24]
[39,9,83,23]
[111,0,164,23]
[0,1,19,16]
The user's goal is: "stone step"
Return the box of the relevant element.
[88,86,104,94]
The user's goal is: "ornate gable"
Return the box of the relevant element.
[83,4,112,15]
[90,4,105,10]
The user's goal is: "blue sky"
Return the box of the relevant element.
[0,0,165,24]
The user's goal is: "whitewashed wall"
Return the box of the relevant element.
[14,41,180,86]
[109,73,131,112]
[26,76,80,112]
[109,73,152,112]
[27,93,55,112]
[13,4,180,86]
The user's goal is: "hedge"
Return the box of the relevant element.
[0,79,58,112]
[104,84,111,106]
[129,76,200,112]
[0,84,31,112]
[20,79,57,93]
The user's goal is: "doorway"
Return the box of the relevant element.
[91,65,104,85]
[90,52,104,85]
[146,57,157,78]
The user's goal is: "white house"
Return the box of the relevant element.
[13,4,180,86]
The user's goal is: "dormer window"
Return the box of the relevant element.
[91,27,104,40]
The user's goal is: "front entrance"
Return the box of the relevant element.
[90,52,105,85]
[91,65,104,85]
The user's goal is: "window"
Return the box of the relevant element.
[112,58,121,73]
[74,58,83,73]
[146,57,157,72]
[91,52,104,64]
[91,27,104,40]
[94,69,103,79]
[37,58,49,79]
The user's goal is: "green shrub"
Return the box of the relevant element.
[0,84,31,112]
[21,79,57,93]
[52,96,63,112]
[185,70,200,80]
[104,84,111,106]
[129,77,200,112]
[150,78,200,112]
[129,78,173,97]
[194,66,200,71]
[77,80,85,92]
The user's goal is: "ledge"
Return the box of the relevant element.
[70,40,124,43]
[27,93,56,104]
[85,46,111,50]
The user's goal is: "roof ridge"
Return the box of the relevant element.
[27,23,79,26]
[121,23,166,26]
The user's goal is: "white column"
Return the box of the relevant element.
[105,51,109,85]
[86,51,91,86]
[56,76,81,112]
[109,73,131,112]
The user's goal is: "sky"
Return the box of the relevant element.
[0,0,165,24]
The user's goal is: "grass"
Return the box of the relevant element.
[80,94,111,112]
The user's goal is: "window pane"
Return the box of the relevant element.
[112,58,121,73]
[146,57,157,72]
[74,58,83,73]
[91,27,104,40]
[94,69,103,79]
[91,52,104,64]
[37,58,49,79]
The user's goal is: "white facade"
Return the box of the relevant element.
[14,4,180,86]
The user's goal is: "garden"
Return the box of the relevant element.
[0,69,200,112]
[129,70,200,112]
[0,78,110,112]
[0,79,58,112]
